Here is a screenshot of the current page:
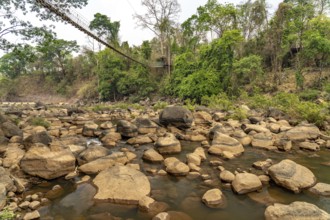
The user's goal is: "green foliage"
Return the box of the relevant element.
[29,117,50,129]
[227,108,248,121]
[184,99,196,111]
[178,69,221,102]
[233,55,264,86]
[298,89,320,101]
[89,13,120,45]
[0,208,15,220]
[201,93,234,111]
[153,101,168,111]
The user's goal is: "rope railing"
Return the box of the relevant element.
[36,0,151,67]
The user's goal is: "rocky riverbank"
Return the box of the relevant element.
[0,102,330,220]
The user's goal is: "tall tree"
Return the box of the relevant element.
[134,0,181,73]
[89,13,120,47]
[0,0,87,51]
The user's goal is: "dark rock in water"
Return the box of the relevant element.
[24,131,52,150]
[159,106,193,129]
[116,120,138,138]
[1,121,23,138]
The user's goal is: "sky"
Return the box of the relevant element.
[3,0,283,54]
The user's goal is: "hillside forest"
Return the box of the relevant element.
[0,0,330,128]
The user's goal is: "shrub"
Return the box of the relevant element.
[227,108,248,121]
[0,208,15,220]
[29,117,50,128]
[153,101,168,111]
[298,89,319,101]
[201,93,234,111]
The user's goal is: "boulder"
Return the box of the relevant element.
[164,157,190,176]
[23,131,52,150]
[1,121,23,138]
[100,132,121,147]
[252,133,275,150]
[268,159,316,193]
[135,118,159,134]
[264,202,330,220]
[77,145,109,165]
[219,170,235,183]
[138,196,168,214]
[20,145,76,180]
[242,124,270,133]
[79,152,136,175]
[232,173,262,194]
[117,120,138,138]
[127,135,153,145]
[155,133,181,154]
[153,211,192,220]
[23,210,40,220]
[93,166,151,205]
[193,111,212,125]
[0,184,6,210]
[202,188,226,209]
[286,124,320,141]
[299,141,320,151]
[232,130,252,146]
[82,121,99,137]
[208,132,244,156]
[3,147,25,168]
[159,106,193,129]
[308,183,330,196]
[143,148,164,163]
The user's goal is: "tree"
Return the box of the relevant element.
[0,45,36,78]
[89,13,120,46]
[36,33,79,81]
[141,40,152,60]
[134,0,181,74]
[0,0,87,51]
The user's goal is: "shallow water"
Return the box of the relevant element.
[32,141,330,220]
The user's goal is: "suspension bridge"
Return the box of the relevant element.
[36,0,166,68]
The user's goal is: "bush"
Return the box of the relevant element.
[29,117,50,128]
[178,70,221,102]
[0,208,15,220]
[227,108,248,121]
[298,89,319,101]
[201,93,234,111]
[153,101,168,111]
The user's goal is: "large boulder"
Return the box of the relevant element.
[264,202,330,220]
[79,152,136,175]
[143,148,164,163]
[159,106,193,129]
[2,147,25,168]
[135,118,159,134]
[23,131,52,150]
[193,111,212,125]
[232,173,262,194]
[202,188,226,209]
[117,120,138,138]
[208,132,244,156]
[155,133,181,154]
[77,145,109,165]
[82,121,99,137]
[20,145,76,180]
[100,132,121,148]
[0,184,6,210]
[285,124,320,141]
[93,166,151,205]
[127,135,153,145]
[268,159,316,193]
[1,121,23,138]
[164,157,189,176]
[251,133,275,150]
[308,183,330,197]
